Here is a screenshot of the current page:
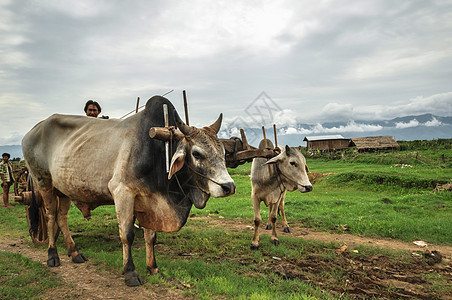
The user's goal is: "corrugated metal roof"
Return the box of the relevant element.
[303,135,346,141]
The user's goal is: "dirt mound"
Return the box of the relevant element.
[432,182,452,192]
[265,250,451,299]
[308,172,335,184]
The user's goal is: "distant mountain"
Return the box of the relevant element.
[313,114,452,129]
[3,114,452,156]
[221,114,452,147]
[386,114,452,125]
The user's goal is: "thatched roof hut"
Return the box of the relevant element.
[350,136,399,152]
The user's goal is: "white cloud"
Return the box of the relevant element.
[311,92,452,122]
[273,109,298,127]
[285,127,299,134]
[399,93,452,117]
[424,117,442,127]
[394,117,445,128]
[280,121,383,135]
[395,119,419,128]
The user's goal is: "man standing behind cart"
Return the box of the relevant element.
[84,100,109,119]
[0,153,14,208]
[84,100,101,118]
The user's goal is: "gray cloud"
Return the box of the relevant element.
[1,0,451,145]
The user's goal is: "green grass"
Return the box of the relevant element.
[0,252,60,299]
[193,159,452,245]
[1,140,451,298]
[0,203,29,237]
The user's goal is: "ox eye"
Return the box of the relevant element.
[290,161,297,167]
[192,150,204,160]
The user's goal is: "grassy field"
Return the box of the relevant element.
[1,140,451,299]
[0,252,61,299]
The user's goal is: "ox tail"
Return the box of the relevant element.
[27,176,40,236]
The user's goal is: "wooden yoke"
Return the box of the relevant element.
[262,126,272,176]
[149,126,279,169]
[147,91,279,168]
[149,126,184,141]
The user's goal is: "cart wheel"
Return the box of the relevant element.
[14,168,28,197]
[26,204,60,246]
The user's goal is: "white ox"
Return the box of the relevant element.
[250,139,312,249]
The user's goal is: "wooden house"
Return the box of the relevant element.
[303,135,350,151]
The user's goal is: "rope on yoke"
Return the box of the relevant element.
[274,164,286,196]
[185,163,224,188]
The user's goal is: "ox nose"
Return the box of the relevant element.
[304,185,313,192]
[221,182,236,196]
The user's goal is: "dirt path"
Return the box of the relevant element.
[1,213,451,299]
[194,216,452,259]
[0,236,185,300]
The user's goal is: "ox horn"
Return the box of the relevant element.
[209,113,223,134]
[174,110,193,136]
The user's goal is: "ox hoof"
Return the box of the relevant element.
[283,227,291,233]
[125,271,143,287]
[147,266,160,275]
[265,224,272,230]
[47,256,61,267]
[271,239,280,246]
[47,248,60,267]
[250,244,259,250]
[72,253,88,263]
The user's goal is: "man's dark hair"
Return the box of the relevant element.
[84,100,102,113]
[2,153,10,158]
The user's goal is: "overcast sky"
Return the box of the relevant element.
[1,0,451,145]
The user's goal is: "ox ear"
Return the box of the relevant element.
[168,145,186,180]
[209,113,223,134]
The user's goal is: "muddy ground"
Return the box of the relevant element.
[195,216,452,299]
[1,213,451,299]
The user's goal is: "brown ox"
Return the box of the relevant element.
[22,96,235,286]
[250,139,312,249]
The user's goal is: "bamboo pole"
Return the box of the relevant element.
[163,104,169,173]
[183,90,189,125]
[262,126,272,176]
[273,124,278,147]
[136,97,140,113]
